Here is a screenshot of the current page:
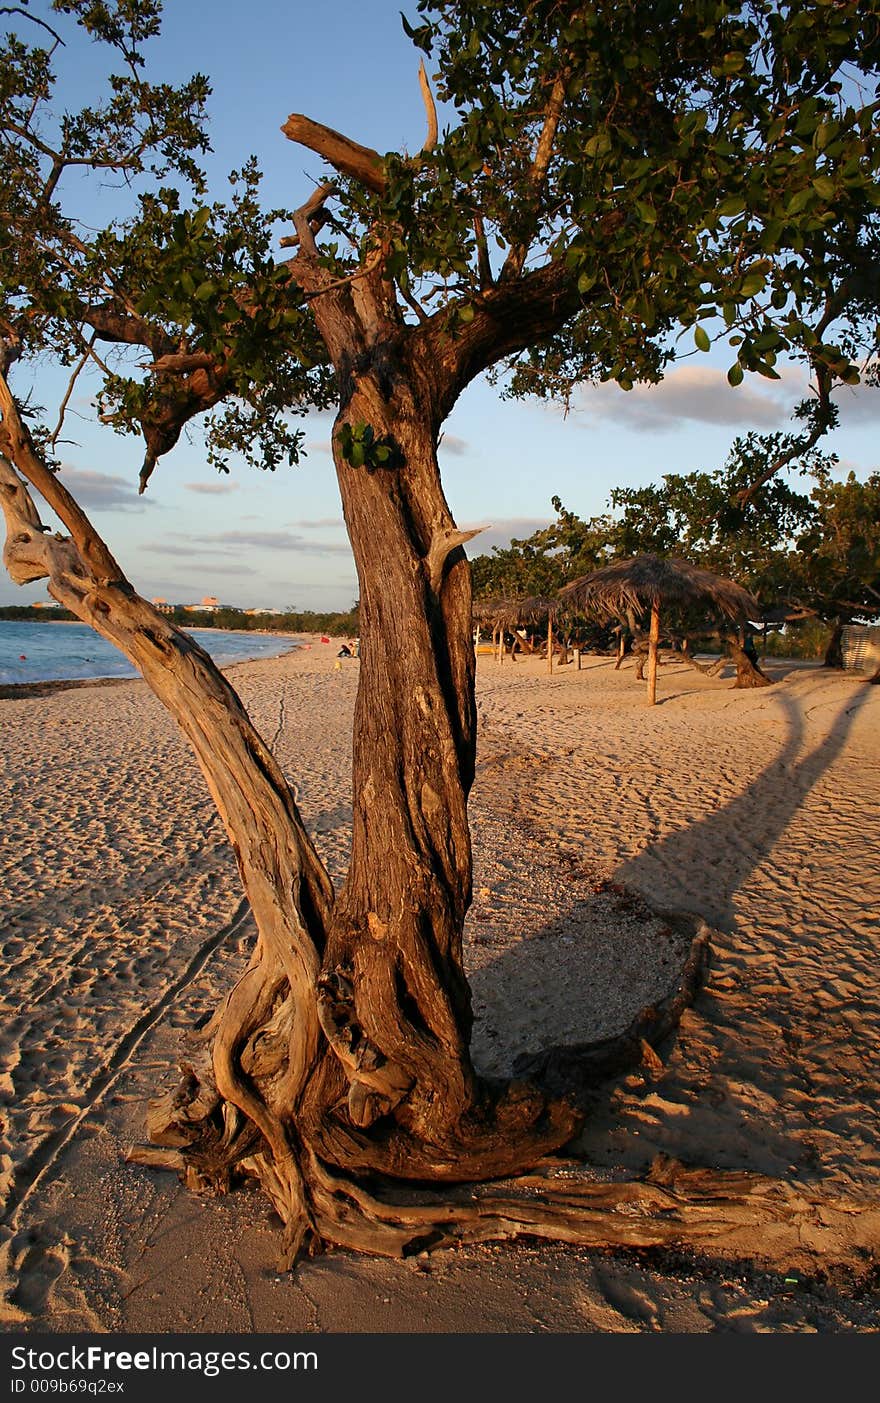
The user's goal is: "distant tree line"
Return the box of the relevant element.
[471,440,880,663]
[0,602,361,636]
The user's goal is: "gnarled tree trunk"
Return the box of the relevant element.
[824,618,844,669]
[298,367,579,1183]
[728,634,772,689]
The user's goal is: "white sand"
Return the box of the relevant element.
[1,640,878,1333]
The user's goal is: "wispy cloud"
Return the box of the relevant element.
[53,466,149,511]
[439,433,468,456]
[830,382,880,424]
[286,516,346,529]
[141,541,225,557]
[142,529,352,557]
[575,364,807,432]
[210,530,351,554]
[183,480,239,495]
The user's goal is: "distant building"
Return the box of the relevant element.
[151,597,173,614]
[32,600,62,609]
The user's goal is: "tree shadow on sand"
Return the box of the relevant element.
[616,679,873,933]
[471,679,879,1183]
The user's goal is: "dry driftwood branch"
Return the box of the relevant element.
[418,59,438,153]
[502,74,566,282]
[425,526,485,596]
[282,114,387,195]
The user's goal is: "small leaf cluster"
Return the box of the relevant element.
[336,421,402,471]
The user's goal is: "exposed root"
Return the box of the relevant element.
[125,905,880,1278]
[306,1153,880,1277]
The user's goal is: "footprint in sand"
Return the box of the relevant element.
[594,1266,664,1329]
[7,1227,72,1315]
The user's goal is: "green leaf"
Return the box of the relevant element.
[584,132,611,158]
[727,363,744,387]
[785,188,812,216]
[694,325,711,352]
[458,303,475,324]
[739,270,766,298]
[194,281,217,301]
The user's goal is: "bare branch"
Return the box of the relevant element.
[282,115,386,195]
[398,283,429,323]
[149,350,216,374]
[473,214,493,290]
[502,75,566,282]
[425,526,485,596]
[301,246,384,303]
[530,76,567,189]
[0,6,64,45]
[734,363,834,508]
[49,336,93,449]
[0,372,126,583]
[292,180,337,258]
[418,60,438,153]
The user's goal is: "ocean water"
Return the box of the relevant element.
[0,619,299,686]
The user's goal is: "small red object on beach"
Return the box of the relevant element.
[320,635,330,643]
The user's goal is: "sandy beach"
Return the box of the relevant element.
[1,638,878,1333]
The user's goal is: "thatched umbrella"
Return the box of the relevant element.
[490,595,561,672]
[472,597,510,662]
[559,555,760,703]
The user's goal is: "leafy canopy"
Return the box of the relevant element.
[1,1,878,483]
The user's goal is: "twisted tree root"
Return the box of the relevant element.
[306,1153,880,1277]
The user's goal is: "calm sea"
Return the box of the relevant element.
[0,620,299,686]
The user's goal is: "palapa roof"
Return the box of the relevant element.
[559,554,760,624]
[473,595,559,627]
[490,594,560,627]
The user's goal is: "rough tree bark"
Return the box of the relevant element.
[728,635,772,689]
[824,619,845,669]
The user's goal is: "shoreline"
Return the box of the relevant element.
[0,628,313,699]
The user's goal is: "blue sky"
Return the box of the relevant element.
[4,0,879,610]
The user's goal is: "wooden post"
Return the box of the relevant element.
[574,648,581,670]
[647,599,660,704]
[547,614,553,674]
